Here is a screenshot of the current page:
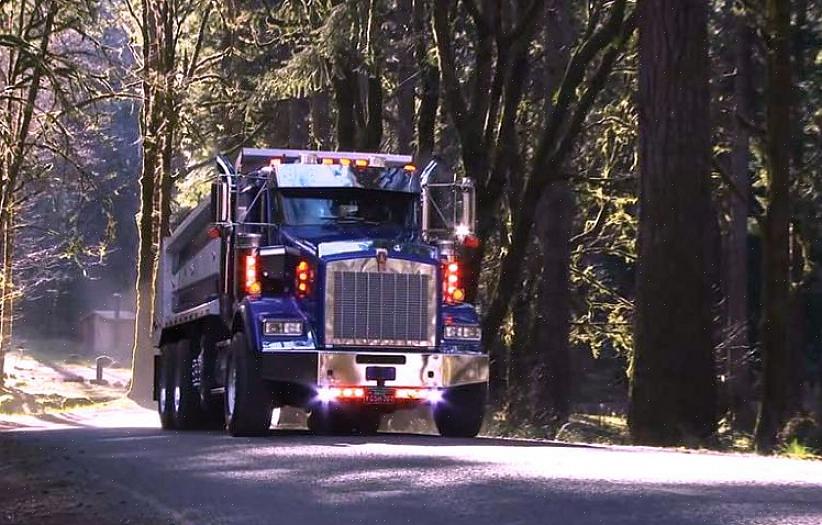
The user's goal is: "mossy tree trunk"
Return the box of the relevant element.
[629,0,718,446]
[754,0,793,454]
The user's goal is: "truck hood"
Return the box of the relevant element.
[280,224,437,261]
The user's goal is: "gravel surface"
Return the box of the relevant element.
[2,406,821,525]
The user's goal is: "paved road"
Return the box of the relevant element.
[4,408,822,525]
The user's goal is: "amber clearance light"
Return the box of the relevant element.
[296,259,313,297]
[443,259,465,303]
[244,254,261,296]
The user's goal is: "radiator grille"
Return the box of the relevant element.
[326,264,436,347]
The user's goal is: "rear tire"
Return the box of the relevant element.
[225,332,273,437]
[191,331,224,430]
[433,384,486,438]
[157,344,176,430]
[172,339,206,430]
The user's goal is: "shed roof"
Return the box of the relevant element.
[80,310,136,322]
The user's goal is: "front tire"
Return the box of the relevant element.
[433,384,487,438]
[224,332,273,437]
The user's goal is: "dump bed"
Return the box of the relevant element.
[154,199,221,342]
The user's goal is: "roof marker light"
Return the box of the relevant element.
[354,159,369,168]
[322,158,334,165]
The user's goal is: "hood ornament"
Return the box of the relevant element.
[376,248,388,272]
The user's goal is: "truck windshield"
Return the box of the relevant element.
[279,189,415,227]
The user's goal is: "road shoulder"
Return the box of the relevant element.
[0,431,173,525]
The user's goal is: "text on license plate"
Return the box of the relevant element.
[365,387,395,404]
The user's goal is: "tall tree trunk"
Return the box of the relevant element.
[0,5,56,388]
[754,0,793,454]
[791,0,807,169]
[414,0,438,159]
[0,215,13,389]
[531,181,574,429]
[130,0,163,404]
[362,74,384,151]
[723,9,755,430]
[416,69,439,160]
[508,268,538,423]
[629,0,717,446]
[529,0,574,432]
[396,0,415,154]
[131,108,162,403]
[332,71,357,150]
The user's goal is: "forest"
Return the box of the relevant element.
[0,0,820,454]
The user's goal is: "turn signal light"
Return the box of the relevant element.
[296,259,313,298]
[396,388,443,403]
[244,255,261,296]
[317,387,365,401]
[442,259,464,303]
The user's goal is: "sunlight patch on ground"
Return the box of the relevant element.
[1,349,131,414]
[0,396,158,430]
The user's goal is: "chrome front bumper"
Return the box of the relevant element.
[259,350,488,389]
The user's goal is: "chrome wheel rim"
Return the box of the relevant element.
[173,385,181,414]
[226,362,237,418]
[159,383,167,414]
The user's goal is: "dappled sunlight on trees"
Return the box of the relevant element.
[1,0,821,453]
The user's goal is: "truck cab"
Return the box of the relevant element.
[154,148,488,437]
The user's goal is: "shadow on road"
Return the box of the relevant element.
[2,425,821,525]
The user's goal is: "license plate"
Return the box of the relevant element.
[365,387,394,404]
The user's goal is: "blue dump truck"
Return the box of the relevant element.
[153,148,488,437]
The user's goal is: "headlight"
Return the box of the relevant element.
[444,324,481,341]
[263,319,304,336]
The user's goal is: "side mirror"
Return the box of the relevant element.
[456,178,476,239]
[211,179,230,223]
[419,159,476,243]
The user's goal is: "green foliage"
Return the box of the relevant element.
[778,415,822,456]
[780,439,820,460]
[570,58,638,361]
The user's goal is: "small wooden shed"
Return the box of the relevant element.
[79,310,136,364]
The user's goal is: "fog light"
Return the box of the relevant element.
[263,319,304,336]
[316,387,338,402]
[444,324,481,341]
[426,389,444,404]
